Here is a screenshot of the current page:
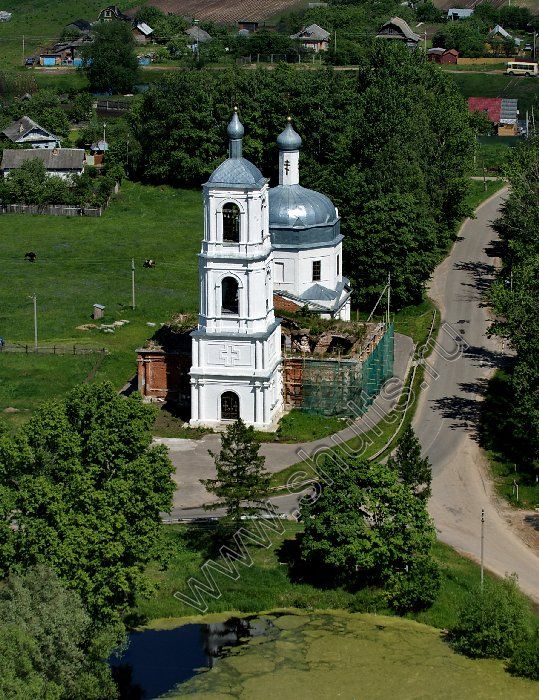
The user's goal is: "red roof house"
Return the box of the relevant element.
[468,97,502,124]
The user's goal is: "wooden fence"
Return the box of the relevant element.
[0,204,103,217]
[0,344,107,355]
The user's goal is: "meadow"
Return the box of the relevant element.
[0,182,202,425]
[0,1,136,67]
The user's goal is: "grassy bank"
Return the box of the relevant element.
[136,522,538,633]
[481,369,539,510]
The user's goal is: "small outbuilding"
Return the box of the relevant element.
[65,19,93,35]
[133,22,153,44]
[93,304,105,319]
[290,23,330,52]
[428,47,459,64]
[468,97,519,137]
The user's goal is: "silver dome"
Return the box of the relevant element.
[277,121,302,152]
[208,157,265,188]
[269,184,340,247]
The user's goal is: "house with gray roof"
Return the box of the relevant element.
[447,9,474,21]
[290,24,330,52]
[376,17,420,48]
[489,25,522,48]
[185,26,213,45]
[1,148,85,180]
[2,117,60,149]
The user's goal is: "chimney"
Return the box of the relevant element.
[52,148,59,156]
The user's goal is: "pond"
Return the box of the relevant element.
[110,615,278,699]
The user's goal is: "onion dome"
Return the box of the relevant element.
[277,117,302,152]
[269,184,340,247]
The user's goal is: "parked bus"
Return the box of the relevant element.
[506,61,538,76]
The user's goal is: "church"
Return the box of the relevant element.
[136,111,393,430]
[188,110,350,430]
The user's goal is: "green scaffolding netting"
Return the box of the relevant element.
[300,323,394,417]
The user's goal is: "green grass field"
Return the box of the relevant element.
[449,73,539,115]
[0,1,135,67]
[0,182,202,427]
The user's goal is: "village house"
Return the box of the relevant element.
[1,148,85,180]
[290,24,330,52]
[376,17,420,48]
[468,97,519,137]
[64,19,93,35]
[428,47,459,64]
[185,26,213,47]
[1,117,60,149]
[238,20,259,33]
[447,8,474,21]
[132,22,153,44]
[488,25,522,49]
[97,5,130,23]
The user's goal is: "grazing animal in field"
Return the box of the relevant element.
[143,259,156,268]
[25,251,37,263]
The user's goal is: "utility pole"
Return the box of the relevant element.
[103,122,107,145]
[387,272,391,326]
[480,509,485,589]
[424,30,427,56]
[29,293,37,350]
[131,259,136,310]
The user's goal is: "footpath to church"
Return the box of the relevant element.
[156,332,413,515]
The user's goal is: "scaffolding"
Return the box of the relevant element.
[284,323,394,417]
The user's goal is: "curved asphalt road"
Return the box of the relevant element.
[413,187,539,602]
[164,186,539,601]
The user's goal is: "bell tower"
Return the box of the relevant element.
[190,110,283,429]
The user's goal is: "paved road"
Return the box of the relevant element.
[413,187,539,602]
[161,332,413,511]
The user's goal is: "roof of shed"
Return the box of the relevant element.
[1,148,85,170]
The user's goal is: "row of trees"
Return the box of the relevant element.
[489,139,539,475]
[129,43,474,309]
[0,159,121,208]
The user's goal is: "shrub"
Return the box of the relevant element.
[386,556,441,613]
[449,575,530,659]
[507,631,539,681]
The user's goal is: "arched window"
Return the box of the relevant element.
[222,277,239,315]
[222,203,240,243]
[221,391,240,420]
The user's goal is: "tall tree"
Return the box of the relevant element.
[82,22,139,95]
[0,383,175,622]
[388,426,432,500]
[299,456,438,610]
[0,566,122,699]
[201,419,271,527]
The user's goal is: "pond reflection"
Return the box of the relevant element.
[111,616,276,699]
